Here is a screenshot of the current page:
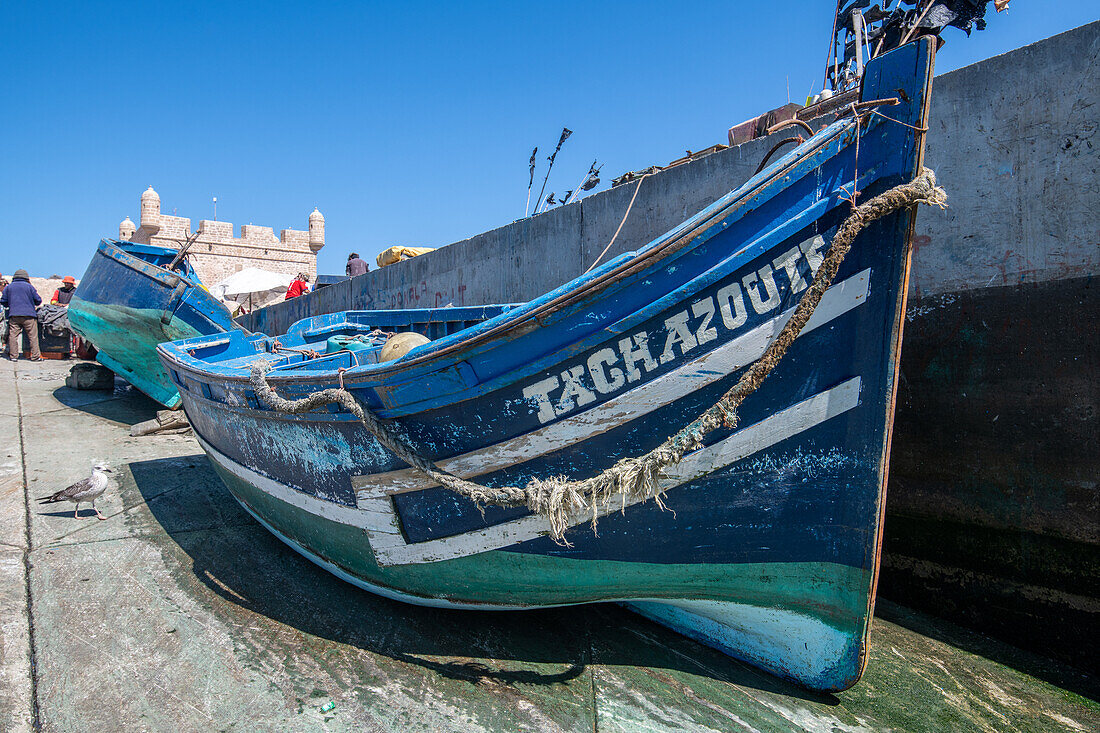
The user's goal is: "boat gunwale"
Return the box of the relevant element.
[160,42,924,395]
[161,116,861,384]
[330,72,876,377]
[91,238,200,291]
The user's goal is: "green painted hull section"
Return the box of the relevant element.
[68,297,203,408]
[208,456,870,632]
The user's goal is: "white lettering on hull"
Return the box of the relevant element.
[353,269,869,497]
[523,233,832,424]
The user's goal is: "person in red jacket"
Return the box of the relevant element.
[285,273,310,300]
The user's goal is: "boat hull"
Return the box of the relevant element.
[69,240,238,407]
[203,430,870,689]
[158,40,935,691]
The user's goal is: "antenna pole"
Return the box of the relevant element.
[534,127,572,215]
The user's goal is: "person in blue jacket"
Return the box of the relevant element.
[1,269,42,361]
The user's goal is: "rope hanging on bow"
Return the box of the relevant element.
[251,168,947,543]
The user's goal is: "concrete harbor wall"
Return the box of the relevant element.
[882,20,1099,672]
[241,122,782,333]
[240,23,1099,670]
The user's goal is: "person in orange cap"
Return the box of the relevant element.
[52,276,77,305]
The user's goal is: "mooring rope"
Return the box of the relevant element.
[584,173,651,274]
[250,168,946,543]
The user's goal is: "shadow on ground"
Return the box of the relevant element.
[37,509,106,519]
[875,599,1099,702]
[52,378,160,426]
[128,454,839,704]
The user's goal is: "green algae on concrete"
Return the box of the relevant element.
[5,359,1099,732]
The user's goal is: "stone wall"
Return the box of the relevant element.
[879,20,1099,672]
[122,187,324,287]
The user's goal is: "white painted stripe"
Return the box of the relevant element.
[226,493,539,610]
[363,378,861,565]
[197,377,861,567]
[353,269,869,498]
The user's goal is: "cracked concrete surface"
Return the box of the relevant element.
[0,359,1096,731]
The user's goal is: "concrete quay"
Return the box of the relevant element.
[1,359,1097,732]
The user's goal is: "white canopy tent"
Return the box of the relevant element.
[210,268,293,312]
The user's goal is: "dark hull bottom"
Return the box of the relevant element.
[201,435,872,691]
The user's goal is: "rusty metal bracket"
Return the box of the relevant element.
[755,136,805,175]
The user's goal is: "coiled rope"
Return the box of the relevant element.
[251,167,946,543]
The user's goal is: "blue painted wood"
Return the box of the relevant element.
[156,40,936,691]
[68,239,242,408]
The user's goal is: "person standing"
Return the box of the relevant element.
[1,269,42,361]
[52,276,77,305]
[346,252,369,277]
[285,272,310,300]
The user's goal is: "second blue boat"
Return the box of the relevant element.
[69,239,241,408]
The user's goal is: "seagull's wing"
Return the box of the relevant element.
[38,477,93,503]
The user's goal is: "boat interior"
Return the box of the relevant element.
[165,247,647,379]
[172,304,531,377]
[109,239,199,277]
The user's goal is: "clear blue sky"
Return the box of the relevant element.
[1,2,1095,279]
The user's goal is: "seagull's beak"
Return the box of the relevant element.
[103,468,113,473]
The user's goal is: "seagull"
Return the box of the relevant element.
[38,463,112,520]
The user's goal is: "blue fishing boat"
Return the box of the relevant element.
[69,239,240,408]
[158,40,940,691]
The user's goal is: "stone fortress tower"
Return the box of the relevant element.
[119,186,324,286]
